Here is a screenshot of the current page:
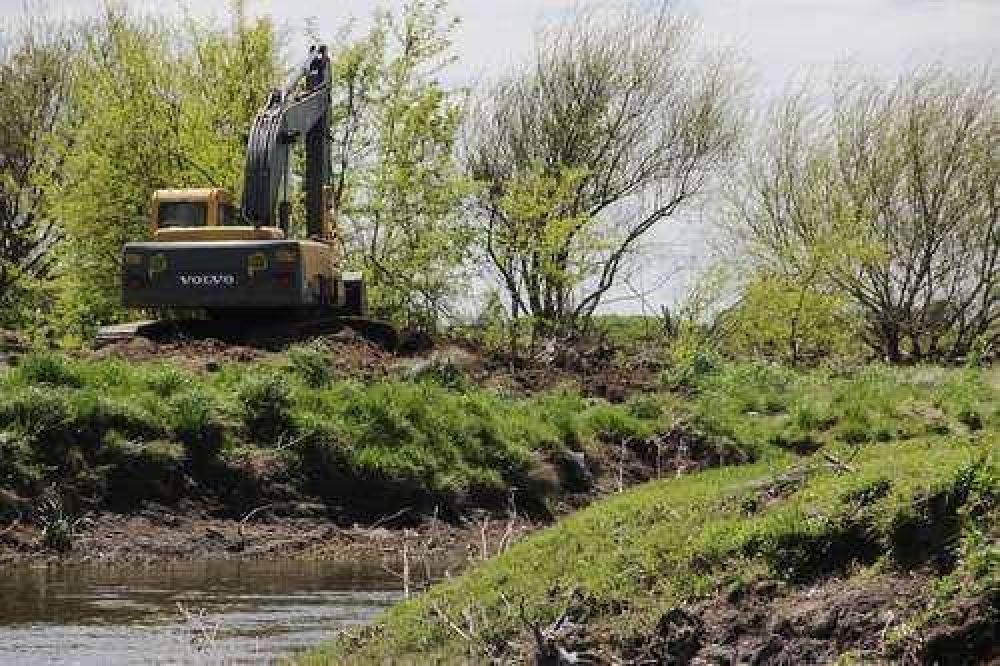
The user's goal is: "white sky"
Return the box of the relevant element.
[3,0,997,309]
[9,0,996,90]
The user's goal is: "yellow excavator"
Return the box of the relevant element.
[98,46,395,348]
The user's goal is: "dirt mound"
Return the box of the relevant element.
[92,336,270,369]
[86,328,660,400]
[88,327,394,377]
[683,576,925,664]
[582,424,752,496]
[523,574,997,665]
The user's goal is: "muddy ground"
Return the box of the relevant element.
[0,421,740,567]
[512,574,998,665]
[0,501,537,578]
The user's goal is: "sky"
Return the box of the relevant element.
[7,0,994,90]
[3,0,997,309]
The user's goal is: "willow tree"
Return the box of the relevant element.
[0,19,73,327]
[732,68,998,362]
[467,4,743,337]
[328,0,473,331]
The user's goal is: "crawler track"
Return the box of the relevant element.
[95,315,399,351]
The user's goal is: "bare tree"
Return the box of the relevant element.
[0,18,73,325]
[732,67,998,362]
[466,4,743,337]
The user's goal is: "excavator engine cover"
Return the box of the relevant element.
[121,239,350,311]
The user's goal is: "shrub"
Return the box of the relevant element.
[17,353,82,387]
[0,388,75,458]
[627,395,664,421]
[663,348,722,391]
[144,367,191,397]
[791,400,835,431]
[170,389,225,465]
[330,382,533,495]
[768,427,822,454]
[531,391,587,450]
[104,440,187,507]
[410,360,471,391]
[585,404,654,441]
[0,431,42,492]
[71,390,163,451]
[238,374,295,445]
[287,344,332,388]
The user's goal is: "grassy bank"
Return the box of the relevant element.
[313,436,996,663]
[303,361,998,663]
[0,348,681,522]
[1,351,994,519]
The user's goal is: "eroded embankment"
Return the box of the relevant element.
[311,435,997,664]
[0,335,723,564]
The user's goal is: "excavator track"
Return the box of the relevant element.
[95,315,399,351]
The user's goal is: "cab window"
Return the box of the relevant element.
[220,203,241,226]
[158,202,207,228]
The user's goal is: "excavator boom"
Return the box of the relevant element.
[242,46,332,236]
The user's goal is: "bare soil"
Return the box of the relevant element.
[85,327,661,399]
[0,500,538,573]
[518,574,997,665]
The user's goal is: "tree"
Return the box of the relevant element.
[0,18,72,327]
[328,0,473,331]
[467,4,743,337]
[49,2,280,337]
[733,68,998,362]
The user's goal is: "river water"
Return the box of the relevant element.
[0,559,403,665]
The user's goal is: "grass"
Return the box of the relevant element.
[0,349,995,659]
[688,361,996,455]
[0,352,676,517]
[287,360,999,663]
[1,354,994,513]
[310,434,996,663]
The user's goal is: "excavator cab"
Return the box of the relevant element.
[151,189,286,242]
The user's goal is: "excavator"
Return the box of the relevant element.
[97,46,396,349]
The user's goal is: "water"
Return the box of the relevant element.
[0,560,403,665]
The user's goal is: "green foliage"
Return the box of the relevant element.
[731,69,998,363]
[585,404,655,441]
[408,359,470,391]
[170,389,225,464]
[332,0,473,330]
[287,343,332,388]
[469,8,742,337]
[722,272,859,363]
[663,344,723,392]
[46,4,280,337]
[0,431,42,490]
[489,164,595,333]
[0,17,71,327]
[237,373,294,445]
[144,366,191,397]
[16,352,82,387]
[680,361,998,459]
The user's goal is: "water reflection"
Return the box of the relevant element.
[0,560,402,665]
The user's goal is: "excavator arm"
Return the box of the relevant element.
[241,45,332,237]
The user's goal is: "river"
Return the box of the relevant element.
[0,559,403,665]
